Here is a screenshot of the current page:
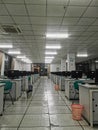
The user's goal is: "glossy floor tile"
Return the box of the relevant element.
[4,106,27,115]
[51,126,83,130]
[0,128,17,130]
[0,115,23,127]
[19,127,50,130]
[26,106,48,114]
[0,77,98,129]
[83,126,98,130]
[49,106,71,114]
[30,100,48,106]
[20,114,50,127]
[50,114,80,126]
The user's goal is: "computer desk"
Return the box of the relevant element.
[65,78,94,100]
[79,84,98,127]
[0,78,22,101]
[0,83,5,115]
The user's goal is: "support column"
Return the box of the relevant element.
[61,59,66,71]
[67,53,75,71]
[1,53,5,76]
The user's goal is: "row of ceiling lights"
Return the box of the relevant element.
[45,33,64,63]
[0,44,32,64]
[45,45,61,63]
[0,33,68,64]
[0,32,89,64]
[45,33,89,63]
[45,32,65,63]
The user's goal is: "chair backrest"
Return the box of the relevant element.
[73,80,84,90]
[28,76,31,81]
[0,80,12,91]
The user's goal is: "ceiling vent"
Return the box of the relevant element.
[1,25,22,34]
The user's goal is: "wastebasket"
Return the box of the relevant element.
[54,85,59,91]
[71,104,84,121]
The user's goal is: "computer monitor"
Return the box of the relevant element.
[67,71,71,77]
[6,70,20,79]
[19,71,24,76]
[95,70,98,84]
[71,71,83,79]
[61,71,71,77]
[62,71,66,76]
[86,71,95,79]
[4,70,8,77]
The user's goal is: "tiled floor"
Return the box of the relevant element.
[0,77,98,130]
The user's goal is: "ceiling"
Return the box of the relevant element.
[0,0,98,63]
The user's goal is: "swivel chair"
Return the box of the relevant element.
[73,80,84,101]
[1,80,14,110]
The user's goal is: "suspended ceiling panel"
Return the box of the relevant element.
[0,0,98,63]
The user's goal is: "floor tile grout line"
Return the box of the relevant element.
[53,86,83,127]
[57,91,72,111]
[47,88,51,130]
[54,84,88,129]
[0,78,87,129]
[17,79,41,130]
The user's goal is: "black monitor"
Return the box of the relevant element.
[67,71,71,76]
[4,70,8,77]
[5,70,20,79]
[64,71,71,77]
[95,70,98,84]
[71,71,83,79]
[86,71,95,79]
[62,71,66,76]
[20,71,28,76]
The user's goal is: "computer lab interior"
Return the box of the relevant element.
[0,0,98,130]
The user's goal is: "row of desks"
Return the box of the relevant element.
[79,84,98,127]
[65,78,94,100]
[51,74,98,127]
[0,74,40,116]
[0,84,5,115]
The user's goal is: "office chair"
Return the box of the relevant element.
[73,80,84,102]
[1,80,14,110]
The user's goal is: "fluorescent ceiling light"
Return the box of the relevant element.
[95,61,98,63]
[45,56,54,59]
[77,54,88,57]
[46,45,61,49]
[45,58,53,61]
[45,59,53,63]
[16,56,26,59]
[45,61,52,63]
[21,58,32,63]
[0,45,13,48]
[46,33,69,39]
[8,51,21,54]
[45,52,57,55]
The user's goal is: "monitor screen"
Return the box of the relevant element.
[86,71,95,79]
[19,71,26,76]
[6,70,20,79]
[71,71,82,79]
[64,71,71,77]
[95,70,98,84]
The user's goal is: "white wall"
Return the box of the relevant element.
[50,64,61,72]
[0,54,31,76]
[25,64,31,71]
[14,58,31,71]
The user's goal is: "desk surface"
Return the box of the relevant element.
[65,78,75,81]
[79,84,98,89]
[0,83,5,87]
[12,79,22,81]
[65,78,94,81]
